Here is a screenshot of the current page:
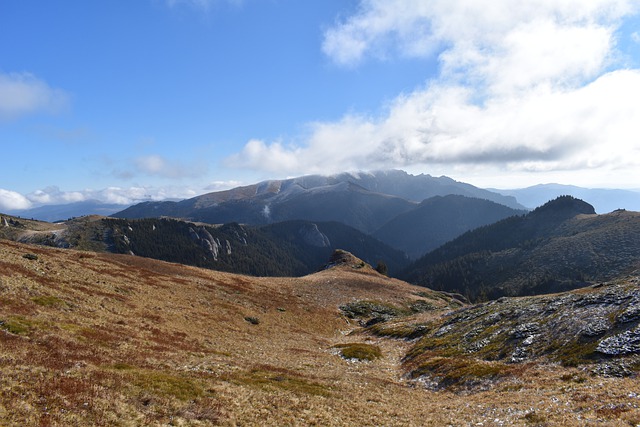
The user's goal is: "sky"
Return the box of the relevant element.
[1,0,640,211]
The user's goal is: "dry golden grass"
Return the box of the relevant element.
[1,239,640,426]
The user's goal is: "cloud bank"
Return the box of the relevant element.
[0,181,243,213]
[0,72,69,121]
[0,189,33,211]
[230,0,640,186]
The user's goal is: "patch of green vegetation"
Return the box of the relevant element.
[0,317,33,335]
[128,369,205,401]
[31,295,66,308]
[112,363,135,370]
[406,330,464,360]
[58,322,82,332]
[560,373,587,383]
[244,316,260,325]
[339,300,409,320]
[409,300,436,313]
[522,411,546,425]
[410,356,508,388]
[367,322,430,340]
[549,338,599,367]
[471,327,514,360]
[414,291,434,298]
[227,367,331,397]
[334,343,382,361]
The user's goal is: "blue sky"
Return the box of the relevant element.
[1,0,640,210]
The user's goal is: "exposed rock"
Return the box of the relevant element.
[581,318,610,337]
[616,302,640,324]
[596,327,640,356]
[188,226,223,260]
[512,322,540,338]
[298,223,330,247]
[434,324,453,337]
[398,275,640,380]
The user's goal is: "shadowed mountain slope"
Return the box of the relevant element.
[403,196,640,300]
[373,195,526,259]
[0,214,408,277]
[112,170,524,233]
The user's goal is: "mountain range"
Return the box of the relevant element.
[4,170,640,424]
[112,170,525,229]
[4,170,640,304]
[6,200,129,222]
[7,171,640,225]
[112,170,525,259]
[0,214,408,276]
[492,183,640,214]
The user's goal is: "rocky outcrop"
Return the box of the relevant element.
[188,226,231,261]
[395,275,640,380]
[298,223,330,247]
[323,249,368,270]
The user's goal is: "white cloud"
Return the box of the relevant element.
[203,180,244,191]
[0,72,69,121]
[230,0,640,187]
[0,189,33,211]
[322,0,633,67]
[18,185,198,208]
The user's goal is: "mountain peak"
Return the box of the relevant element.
[531,195,596,219]
[323,249,371,271]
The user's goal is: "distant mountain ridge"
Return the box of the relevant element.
[112,170,525,232]
[373,195,527,259]
[112,170,526,258]
[492,184,640,214]
[403,196,640,300]
[0,214,408,277]
[7,200,130,222]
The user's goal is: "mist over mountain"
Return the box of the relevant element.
[112,170,525,232]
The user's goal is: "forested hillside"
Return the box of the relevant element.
[403,196,640,300]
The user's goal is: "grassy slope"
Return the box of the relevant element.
[1,240,640,426]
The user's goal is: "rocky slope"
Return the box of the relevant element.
[395,276,640,382]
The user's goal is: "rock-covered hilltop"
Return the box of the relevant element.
[355,274,640,390]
